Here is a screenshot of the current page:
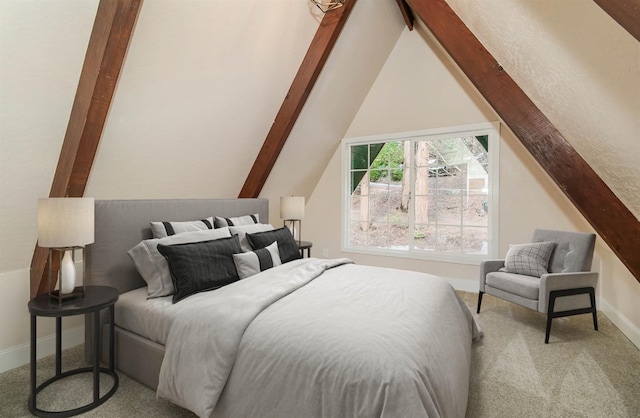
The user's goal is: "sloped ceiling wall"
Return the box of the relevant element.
[261,0,405,215]
[85,0,321,200]
[84,0,404,223]
[446,0,640,220]
[1,0,99,273]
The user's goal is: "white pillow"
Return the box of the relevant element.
[229,223,274,252]
[128,227,231,298]
[214,214,259,228]
[232,241,281,280]
[150,217,214,238]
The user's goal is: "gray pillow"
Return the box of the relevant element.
[501,241,556,277]
[233,241,281,279]
[158,235,242,303]
[150,217,214,238]
[229,223,274,252]
[127,227,231,298]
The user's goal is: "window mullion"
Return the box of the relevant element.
[460,169,464,255]
[409,138,416,252]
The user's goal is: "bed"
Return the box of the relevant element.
[84,199,481,418]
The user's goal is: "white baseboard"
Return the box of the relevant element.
[598,298,640,350]
[0,325,84,374]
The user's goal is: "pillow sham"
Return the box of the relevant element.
[229,223,274,252]
[150,217,214,238]
[127,227,231,298]
[214,214,259,228]
[246,226,301,263]
[501,241,556,277]
[157,235,242,303]
[233,241,281,280]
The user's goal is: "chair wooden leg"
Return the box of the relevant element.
[545,295,556,344]
[477,291,483,314]
[545,287,597,344]
[589,289,598,331]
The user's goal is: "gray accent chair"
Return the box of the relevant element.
[477,229,598,343]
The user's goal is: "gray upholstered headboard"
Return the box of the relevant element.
[84,198,269,294]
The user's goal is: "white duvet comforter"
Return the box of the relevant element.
[157,258,480,418]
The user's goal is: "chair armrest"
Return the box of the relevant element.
[538,271,599,313]
[479,259,505,292]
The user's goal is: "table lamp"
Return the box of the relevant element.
[280,196,305,245]
[38,197,94,299]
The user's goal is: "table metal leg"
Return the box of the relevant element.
[93,310,100,402]
[109,305,115,371]
[30,315,36,412]
[55,317,62,376]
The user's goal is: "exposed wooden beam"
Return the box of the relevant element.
[395,0,414,31]
[405,0,640,282]
[593,0,640,42]
[30,0,142,298]
[238,0,357,198]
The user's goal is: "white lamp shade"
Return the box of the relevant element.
[280,196,305,220]
[38,198,95,248]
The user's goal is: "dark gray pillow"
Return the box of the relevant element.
[229,223,274,252]
[128,227,231,299]
[157,235,241,303]
[246,226,301,263]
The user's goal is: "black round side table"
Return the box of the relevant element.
[297,240,313,258]
[28,285,119,417]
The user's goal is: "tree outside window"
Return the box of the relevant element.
[344,124,498,263]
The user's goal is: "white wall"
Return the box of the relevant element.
[304,23,640,347]
[84,0,320,201]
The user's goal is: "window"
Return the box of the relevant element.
[342,123,499,264]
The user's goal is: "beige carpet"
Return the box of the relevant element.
[459,291,640,417]
[1,291,638,417]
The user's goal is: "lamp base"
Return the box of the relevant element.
[50,287,84,301]
[283,219,302,246]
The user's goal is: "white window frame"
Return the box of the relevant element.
[341,122,500,265]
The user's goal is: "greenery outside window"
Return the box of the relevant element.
[342,123,499,264]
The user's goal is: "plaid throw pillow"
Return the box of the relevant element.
[501,241,556,277]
